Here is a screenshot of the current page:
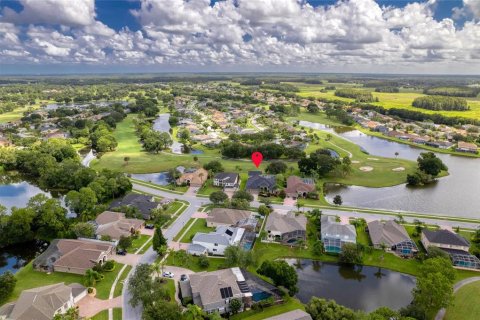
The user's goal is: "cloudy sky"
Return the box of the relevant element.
[1,0,479,74]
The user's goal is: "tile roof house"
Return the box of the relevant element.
[284,176,315,198]
[245,171,276,194]
[367,220,418,256]
[421,229,480,269]
[33,239,114,275]
[176,168,208,187]
[0,283,86,320]
[109,193,161,220]
[321,216,357,253]
[265,212,307,244]
[213,172,240,188]
[456,141,478,153]
[189,226,245,256]
[180,267,253,314]
[94,211,144,241]
[206,208,253,228]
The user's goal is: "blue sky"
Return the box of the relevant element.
[0,0,479,74]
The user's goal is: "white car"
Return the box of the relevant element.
[162,271,174,278]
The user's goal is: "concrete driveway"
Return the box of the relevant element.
[111,254,141,266]
[192,211,208,218]
[159,266,196,304]
[78,296,122,318]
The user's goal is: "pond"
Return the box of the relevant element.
[299,120,480,218]
[288,259,415,312]
[153,113,184,154]
[0,242,46,275]
[130,172,172,186]
[0,180,51,212]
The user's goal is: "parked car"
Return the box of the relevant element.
[163,271,174,278]
[180,274,188,281]
[145,224,155,229]
[116,249,127,255]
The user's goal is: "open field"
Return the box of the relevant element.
[291,82,480,119]
[94,114,417,189]
[445,280,480,320]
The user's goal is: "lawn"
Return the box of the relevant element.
[113,265,133,298]
[164,278,176,302]
[173,218,195,241]
[10,262,84,302]
[90,308,122,320]
[165,201,184,215]
[164,254,226,272]
[197,179,221,196]
[180,218,215,243]
[291,82,480,120]
[231,297,305,320]
[127,234,151,253]
[94,262,125,300]
[445,280,480,320]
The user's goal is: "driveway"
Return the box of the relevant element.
[140,228,154,236]
[192,211,208,218]
[283,197,296,206]
[78,296,122,318]
[111,254,141,266]
[159,266,196,304]
[168,241,190,250]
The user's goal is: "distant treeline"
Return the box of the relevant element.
[375,86,400,93]
[220,141,304,160]
[334,88,376,102]
[423,86,480,97]
[356,103,480,126]
[260,83,300,92]
[412,96,469,111]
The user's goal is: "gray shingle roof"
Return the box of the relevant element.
[423,229,470,247]
[265,212,307,234]
[321,216,356,241]
[368,220,411,247]
[246,174,276,190]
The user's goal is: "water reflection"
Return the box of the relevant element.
[288,259,415,312]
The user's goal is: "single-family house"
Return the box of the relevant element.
[265,212,307,244]
[284,176,315,198]
[456,141,478,154]
[213,172,240,188]
[109,193,161,220]
[321,216,357,253]
[0,283,86,320]
[206,208,253,228]
[33,239,114,275]
[367,220,418,256]
[180,267,252,314]
[421,229,480,269]
[189,226,245,256]
[245,171,276,194]
[94,211,144,241]
[176,168,208,187]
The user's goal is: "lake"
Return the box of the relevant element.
[0,180,50,212]
[299,121,480,218]
[0,242,46,275]
[131,172,171,185]
[153,113,183,154]
[288,259,415,312]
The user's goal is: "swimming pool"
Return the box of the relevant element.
[252,290,272,302]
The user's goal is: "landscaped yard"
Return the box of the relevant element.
[164,254,225,272]
[90,308,122,320]
[445,280,480,320]
[165,201,184,215]
[180,218,215,243]
[10,263,84,302]
[231,297,305,320]
[113,265,133,298]
[127,234,151,253]
[94,262,125,300]
[197,179,220,196]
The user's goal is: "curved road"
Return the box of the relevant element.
[122,183,480,319]
[435,277,480,320]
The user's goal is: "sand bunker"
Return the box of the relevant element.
[392,167,405,172]
[351,160,360,164]
[367,157,379,161]
[359,166,374,172]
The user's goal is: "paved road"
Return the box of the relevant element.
[122,184,208,320]
[435,277,480,320]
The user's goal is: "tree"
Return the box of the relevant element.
[183,304,205,320]
[65,187,98,221]
[417,152,447,177]
[129,264,154,308]
[142,301,182,320]
[232,190,254,202]
[426,246,450,260]
[124,156,130,166]
[153,227,167,255]
[229,298,242,314]
[306,103,320,113]
[257,260,298,296]
[203,160,224,173]
[72,222,95,238]
[312,240,324,256]
[339,243,363,265]
[118,235,133,250]
[258,205,270,216]
[333,195,342,206]
[0,272,16,304]
[198,255,210,269]
[266,161,288,174]
[83,269,100,287]
[395,152,399,158]
[306,297,357,320]
[224,245,256,268]
[209,191,228,205]
[52,307,80,320]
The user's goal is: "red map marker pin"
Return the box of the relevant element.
[251,152,263,168]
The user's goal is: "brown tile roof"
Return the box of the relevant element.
[206,208,252,226]
[285,176,315,195]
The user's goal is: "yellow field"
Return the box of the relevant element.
[290,82,480,120]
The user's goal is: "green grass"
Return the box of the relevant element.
[95,262,125,300]
[113,265,133,298]
[197,179,221,196]
[164,278,176,302]
[113,308,122,320]
[165,201,184,215]
[445,280,480,320]
[180,219,215,243]
[164,254,226,272]
[173,218,196,241]
[9,262,84,302]
[138,241,153,254]
[231,297,305,320]
[89,308,122,320]
[127,234,151,253]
